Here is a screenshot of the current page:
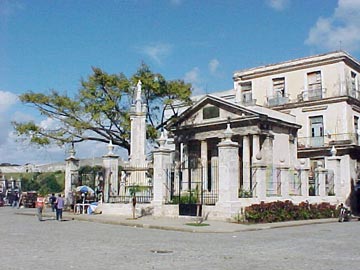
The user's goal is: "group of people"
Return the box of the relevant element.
[36,193,64,221]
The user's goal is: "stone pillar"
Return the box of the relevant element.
[103,141,119,202]
[129,80,147,167]
[217,124,239,203]
[327,156,342,198]
[65,146,79,207]
[242,135,251,191]
[315,162,326,197]
[252,155,267,200]
[252,134,260,162]
[299,159,310,197]
[153,133,173,216]
[201,140,208,190]
[279,162,290,198]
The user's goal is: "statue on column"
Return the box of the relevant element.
[136,80,142,101]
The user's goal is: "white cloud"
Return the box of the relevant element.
[39,117,60,130]
[184,67,201,84]
[208,59,220,74]
[266,0,289,11]
[305,0,360,52]
[184,67,204,95]
[138,42,172,64]
[0,91,18,113]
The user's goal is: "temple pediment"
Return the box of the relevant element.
[167,94,264,129]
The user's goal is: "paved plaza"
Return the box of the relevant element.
[1,207,359,270]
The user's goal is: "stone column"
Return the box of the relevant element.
[279,161,290,198]
[299,159,310,197]
[327,156,342,198]
[201,140,208,190]
[315,161,326,197]
[103,141,119,202]
[129,80,147,167]
[217,124,239,204]
[64,146,79,207]
[242,135,251,192]
[252,134,260,162]
[152,132,173,216]
[252,155,267,200]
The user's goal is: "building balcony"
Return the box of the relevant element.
[267,94,290,107]
[298,132,358,149]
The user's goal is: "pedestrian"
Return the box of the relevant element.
[55,194,64,221]
[36,196,46,221]
[49,193,57,212]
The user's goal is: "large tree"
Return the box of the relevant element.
[13,64,192,154]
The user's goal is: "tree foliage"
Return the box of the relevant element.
[13,64,192,153]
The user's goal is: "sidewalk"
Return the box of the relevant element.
[14,207,339,233]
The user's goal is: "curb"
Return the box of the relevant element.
[14,210,339,233]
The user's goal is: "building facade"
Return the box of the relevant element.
[233,51,360,206]
[154,51,360,220]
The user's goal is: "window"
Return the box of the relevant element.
[203,106,219,120]
[351,71,356,91]
[354,116,359,133]
[272,77,285,97]
[354,116,359,143]
[307,71,322,99]
[310,116,324,147]
[240,82,253,103]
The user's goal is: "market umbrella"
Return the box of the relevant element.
[75,185,95,194]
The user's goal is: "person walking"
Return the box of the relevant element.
[49,193,56,212]
[55,194,64,221]
[36,196,46,221]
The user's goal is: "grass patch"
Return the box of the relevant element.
[185,222,210,227]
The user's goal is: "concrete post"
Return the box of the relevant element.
[217,125,239,203]
[299,159,309,197]
[280,164,290,198]
[64,147,79,207]
[152,133,173,216]
[103,141,119,202]
[242,135,251,191]
[315,162,326,197]
[252,160,267,200]
[327,156,341,198]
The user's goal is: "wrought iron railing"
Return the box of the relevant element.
[298,132,358,149]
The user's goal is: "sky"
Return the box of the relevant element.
[1,0,360,165]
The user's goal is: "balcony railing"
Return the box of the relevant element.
[267,93,289,107]
[298,132,358,149]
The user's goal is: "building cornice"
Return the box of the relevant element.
[233,51,360,81]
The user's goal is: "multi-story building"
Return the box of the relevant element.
[159,51,360,219]
[233,51,360,202]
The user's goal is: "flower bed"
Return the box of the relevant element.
[244,200,337,223]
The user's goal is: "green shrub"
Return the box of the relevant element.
[245,200,336,223]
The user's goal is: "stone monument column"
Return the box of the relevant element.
[152,132,173,216]
[129,80,147,167]
[65,145,79,207]
[129,80,148,187]
[103,141,119,202]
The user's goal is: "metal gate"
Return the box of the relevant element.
[168,156,219,216]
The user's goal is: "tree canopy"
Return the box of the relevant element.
[13,64,192,154]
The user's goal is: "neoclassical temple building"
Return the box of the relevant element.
[154,51,360,219]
